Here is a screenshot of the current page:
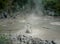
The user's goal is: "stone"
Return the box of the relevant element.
[17,35,56,44]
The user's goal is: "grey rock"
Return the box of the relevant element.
[17,35,56,44]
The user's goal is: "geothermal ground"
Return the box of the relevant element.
[0,12,60,44]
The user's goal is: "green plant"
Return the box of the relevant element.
[0,34,11,44]
[42,0,60,16]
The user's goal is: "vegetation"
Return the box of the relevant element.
[0,0,28,18]
[0,0,9,10]
[0,0,28,10]
[0,34,12,44]
[42,0,60,16]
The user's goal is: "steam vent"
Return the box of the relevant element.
[25,23,31,33]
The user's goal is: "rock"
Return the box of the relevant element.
[51,41,56,44]
[17,35,56,44]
